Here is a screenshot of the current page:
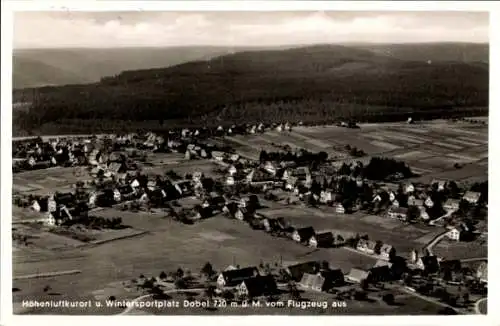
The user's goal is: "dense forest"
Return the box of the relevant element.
[13,44,489,135]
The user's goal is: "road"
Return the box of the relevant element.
[475,297,487,314]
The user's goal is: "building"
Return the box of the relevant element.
[356,239,377,255]
[463,191,481,205]
[335,203,346,214]
[405,183,415,194]
[432,179,447,192]
[387,206,408,220]
[476,261,488,283]
[424,196,434,208]
[345,268,370,283]
[299,270,344,292]
[416,256,440,274]
[309,232,334,248]
[217,267,260,287]
[285,261,321,282]
[443,199,460,212]
[446,227,461,241]
[380,244,395,260]
[292,227,315,244]
[237,275,277,298]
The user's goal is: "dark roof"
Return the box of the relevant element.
[296,227,315,241]
[314,232,334,245]
[286,261,320,282]
[421,256,440,273]
[242,275,277,297]
[221,267,259,286]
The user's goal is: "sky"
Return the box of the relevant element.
[13,11,489,49]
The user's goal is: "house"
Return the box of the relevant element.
[108,162,126,175]
[237,275,277,298]
[47,195,57,212]
[88,191,97,208]
[405,183,415,194]
[335,203,346,214]
[228,165,237,176]
[373,260,393,269]
[424,196,434,208]
[217,266,260,287]
[387,206,408,220]
[391,199,400,208]
[416,256,440,274]
[389,191,396,202]
[212,151,225,161]
[263,161,277,176]
[31,200,41,212]
[420,208,430,220]
[432,179,447,191]
[292,227,315,244]
[356,239,377,255]
[147,180,157,192]
[380,244,395,260]
[309,232,334,248]
[463,191,481,205]
[408,197,424,207]
[372,194,382,203]
[476,262,487,283]
[446,227,461,241]
[443,199,460,212]
[235,207,255,221]
[285,261,321,282]
[345,268,370,283]
[226,176,235,186]
[299,270,344,292]
[130,179,141,188]
[43,212,57,226]
[222,202,239,218]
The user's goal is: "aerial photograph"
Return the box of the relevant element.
[10,10,488,316]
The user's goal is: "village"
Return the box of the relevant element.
[12,119,488,315]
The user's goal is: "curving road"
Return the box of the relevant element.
[475,297,487,314]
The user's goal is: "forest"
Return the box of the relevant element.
[13,45,489,135]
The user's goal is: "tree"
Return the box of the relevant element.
[374,240,383,255]
[201,262,215,279]
[159,271,167,280]
[205,286,216,300]
[407,205,421,223]
[174,279,187,289]
[382,293,395,305]
[360,278,369,291]
[176,268,184,279]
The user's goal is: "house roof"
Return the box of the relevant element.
[313,232,334,244]
[221,267,259,286]
[295,227,315,241]
[420,256,440,273]
[286,261,320,281]
[242,275,277,297]
[358,239,377,250]
[380,244,394,254]
[444,198,460,206]
[463,191,481,202]
[373,260,393,268]
[346,268,370,282]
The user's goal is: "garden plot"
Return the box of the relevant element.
[379,131,431,144]
[457,136,488,145]
[392,150,433,160]
[369,140,400,151]
[432,142,463,150]
[444,137,482,147]
[445,153,480,164]
[361,215,401,230]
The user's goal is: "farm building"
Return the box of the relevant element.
[335,203,346,214]
[217,267,260,287]
[416,256,440,274]
[463,191,481,205]
[443,199,460,212]
[292,227,316,244]
[309,232,334,248]
[345,268,370,284]
[380,244,396,260]
[284,261,321,282]
[356,239,377,255]
[299,270,344,292]
[237,275,277,298]
[446,227,461,241]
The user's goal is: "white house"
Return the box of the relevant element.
[424,196,434,208]
[88,192,97,207]
[389,191,396,202]
[113,189,122,202]
[335,203,345,214]
[228,165,237,176]
[31,200,41,212]
[226,176,235,186]
[392,199,400,208]
[319,190,332,204]
[447,227,461,241]
[264,162,277,176]
[372,194,382,203]
[276,124,283,132]
[405,183,415,194]
[131,179,140,188]
[463,191,481,205]
[443,199,460,213]
[43,212,56,226]
[48,196,57,212]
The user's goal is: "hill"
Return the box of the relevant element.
[12,46,262,89]
[13,44,488,135]
[353,42,489,63]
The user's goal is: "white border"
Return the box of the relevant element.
[1,1,498,326]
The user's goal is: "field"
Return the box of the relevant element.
[226,120,487,184]
[13,167,90,195]
[141,155,221,178]
[259,206,434,256]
